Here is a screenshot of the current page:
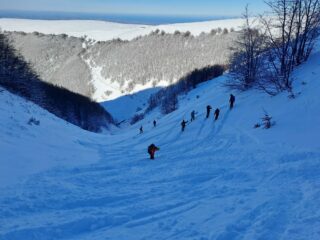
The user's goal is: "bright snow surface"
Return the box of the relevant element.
[1,41,320,239]
[0,18,246,41]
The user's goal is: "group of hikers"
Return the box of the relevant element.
[139,120,157,134]
[146,94,236,159]
[180,105,220,132]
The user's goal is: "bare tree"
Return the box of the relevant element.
[294,0,320,64]
[227,6,266,90]
[260,0,320,93]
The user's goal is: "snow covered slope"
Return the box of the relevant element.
[0,43,320,239]
[0,88,102,187]
[0,18,245,41]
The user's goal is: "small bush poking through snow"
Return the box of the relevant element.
[254,123,261,128]
[131,113,144,125]
[28,117,40,126]
[262,114,273,129]
[254,112,275,129]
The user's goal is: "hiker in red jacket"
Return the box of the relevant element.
[148,144,160,160]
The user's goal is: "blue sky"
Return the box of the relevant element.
[0,0,266,17]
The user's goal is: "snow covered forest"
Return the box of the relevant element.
[5,29,236,101]
[0,32,114,132]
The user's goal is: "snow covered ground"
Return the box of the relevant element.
[0,18,245,41]
[0,89,101,187]
[1,39,320,239]
[101,87,161,122]
[0,19,320,240]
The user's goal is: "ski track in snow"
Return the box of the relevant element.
[2,137,320,240]
[1,45,320,240]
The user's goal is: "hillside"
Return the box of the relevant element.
[0,40,319,239]
[2,19,238,105]
[0,32,114,132]
[0,87,102,187]
[0,18,246,41]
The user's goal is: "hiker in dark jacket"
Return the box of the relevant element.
[214,108,220,121]
[153,120,157,127]
[181,120,188,132]
[191,111,196,122]
[140,126,143,134]
[206,105,212,118]
[148,144,160,160]
[229,94,235,109]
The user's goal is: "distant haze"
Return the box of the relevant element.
[0,0,266,20]
[0,10,237,25]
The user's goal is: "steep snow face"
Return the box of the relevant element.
[101,87,161,122]
[0,44,320,239]
[0,18,246,41]
[0,88,101,187]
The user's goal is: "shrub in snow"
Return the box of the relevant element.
[262,112,276,129]
[28,117,40,126]
[153,29,160,35]
[59,33,68,39]
[254,111,275,129]
[210,29,217,35]
[183,31,192,37]
[223,28,229,34]
[131,113,144,125]
[262,114,272,129]
[161,91,178,114]
[254,123,261,128]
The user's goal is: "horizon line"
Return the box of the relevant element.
[0,9,240,19]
